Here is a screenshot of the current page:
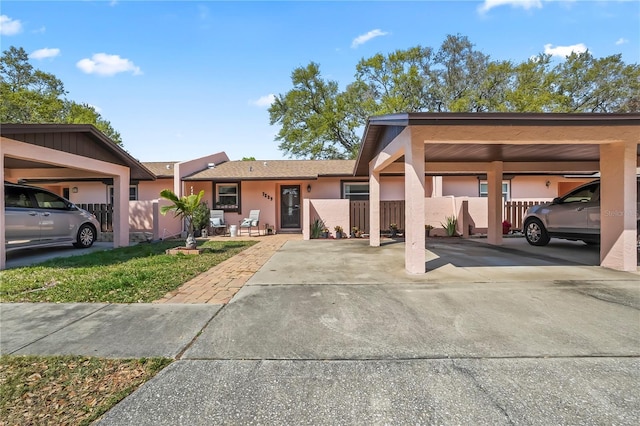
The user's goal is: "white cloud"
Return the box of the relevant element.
[30,48,60,60]
[0,15,23,36]
[76,53,142,76]
[478,0,543,14]
[543,43,588,58]
[351,29,389,48]
[615,38,628,45]
[250,94,275,107]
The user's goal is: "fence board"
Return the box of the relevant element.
[504,201,543,231]
[351,199,545,234]
[78,203,113,232]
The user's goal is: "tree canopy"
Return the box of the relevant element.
[269,34,640,159]
[0,46,123,145]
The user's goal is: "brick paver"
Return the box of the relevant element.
[154,233,301,305]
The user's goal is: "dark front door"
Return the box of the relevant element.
[280,185,300,229]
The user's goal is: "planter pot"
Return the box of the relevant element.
[336,232,342,239]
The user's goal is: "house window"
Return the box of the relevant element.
[343,182,369,200]
[107,185,138,204]
[215,183,239,210]
[479,181,510,201]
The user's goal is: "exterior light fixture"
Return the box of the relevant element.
[307,184,312,193]
[72,187,78,193]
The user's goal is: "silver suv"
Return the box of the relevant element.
[4,182,101,252]
[523,179,640,246]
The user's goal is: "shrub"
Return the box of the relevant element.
[441,215,458,237]
[310,218,325,239]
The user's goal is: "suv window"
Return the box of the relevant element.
[34,190,69,210]
[561,183,599,203]
[4,186,34,208]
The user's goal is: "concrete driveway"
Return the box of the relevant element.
[93,238,639,425]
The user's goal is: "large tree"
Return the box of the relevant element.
[0,46,123,145]
[270,34,639,159]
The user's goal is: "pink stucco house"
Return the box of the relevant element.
[17,150,596,239]
[4,115,637,273]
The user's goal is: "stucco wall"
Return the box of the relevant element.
[304,199,350,240]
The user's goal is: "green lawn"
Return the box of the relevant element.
[0,239,258,424]
[0,239,257,303]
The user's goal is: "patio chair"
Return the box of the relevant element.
[239,209,260,236]
[209,209,228,236]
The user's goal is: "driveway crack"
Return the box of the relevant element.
[450,359,515,425]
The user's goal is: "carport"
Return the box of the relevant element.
[354,113,639,273]
[1,124,155,270]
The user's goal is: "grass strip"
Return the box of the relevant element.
[0,355,171,426]
[0,239,256,303]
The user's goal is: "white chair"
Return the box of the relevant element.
[209,209,228,236]
[239,210,260,236]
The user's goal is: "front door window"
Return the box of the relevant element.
[280,185,300,228]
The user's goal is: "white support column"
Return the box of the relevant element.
[432,176,443,197]
[0,144,6,270]
[487,161,504,246]
[112,171,130,248]
[405,132,426,274]
[369,169,381,247]
[599,142,637,271]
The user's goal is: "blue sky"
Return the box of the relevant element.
[1,0,639,162]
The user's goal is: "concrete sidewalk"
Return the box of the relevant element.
[2,237,639,425]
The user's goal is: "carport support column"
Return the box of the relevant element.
[113,173,130,248]
[599,142,637,271]
[405,133,425,274]
[487,161,503,246]
[0,145,6,270]
[369,170,381,247]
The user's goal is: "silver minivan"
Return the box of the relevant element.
[4,182,101,252]
[522,179,640,246]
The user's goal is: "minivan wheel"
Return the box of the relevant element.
[74,224,96,248]
[524,219,550,246]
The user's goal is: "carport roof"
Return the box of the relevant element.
[354,113,640,176]
[1,123,156,181]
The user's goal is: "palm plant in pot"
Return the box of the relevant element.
[160,189,205,249]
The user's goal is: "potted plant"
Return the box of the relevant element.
[160,189,204,249]
[322,227,330,238]
[502,220,512,235]
[351,226,360,238]
[425,224,434,237]
[389,223,398,238]
[192,201,210,237]
[334,225,344,239]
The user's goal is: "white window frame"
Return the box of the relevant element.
[107,185,138,205]
[343,182,370,200]
[479,180,510,201]
[215,183,239,209]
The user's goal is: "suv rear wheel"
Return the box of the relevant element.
[524,218,550,246]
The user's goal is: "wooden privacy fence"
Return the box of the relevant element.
[351,199,545,233]
[504,201,544,231]
[350,200,405,233]
[78,203,113,232]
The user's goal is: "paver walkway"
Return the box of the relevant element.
[154,233,301,304]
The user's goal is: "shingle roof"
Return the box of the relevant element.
[184,160,356,180]
[142,162,178,178]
